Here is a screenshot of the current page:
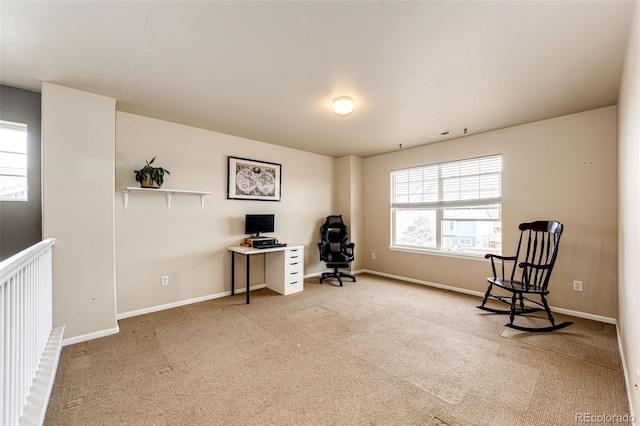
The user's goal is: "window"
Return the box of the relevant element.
[0,120,28,201]
[391,154,502,256]
[458,238,473,246]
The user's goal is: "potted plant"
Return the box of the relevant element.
[134,157,170,188]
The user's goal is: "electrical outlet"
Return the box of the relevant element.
[573,280,583,292]
[161,275,169,286]
[306,255,310,262]
[371,252,376,260]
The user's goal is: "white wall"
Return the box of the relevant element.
[617,0,639,417]
[363,106,618,319]
[41,83,118,340]
[115,112,335,315]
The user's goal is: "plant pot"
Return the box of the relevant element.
[140,173,161,189]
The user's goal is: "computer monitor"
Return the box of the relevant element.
[245,214,275,237]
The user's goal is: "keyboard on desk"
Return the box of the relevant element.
[255,243,286,249]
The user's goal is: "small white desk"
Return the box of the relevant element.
[228,245,304,304]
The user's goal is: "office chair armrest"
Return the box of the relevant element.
[337,242,354,262]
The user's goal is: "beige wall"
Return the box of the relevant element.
[350,157,364,271]
[363,106,618,319]
[617,0,639,417]
[335,155,364,270]
[115,112,335,315]
[42,83,118,339]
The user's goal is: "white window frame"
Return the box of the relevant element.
[390,154,502,257]
[0,120,28,201]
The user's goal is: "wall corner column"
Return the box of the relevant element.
[41,83,118,341]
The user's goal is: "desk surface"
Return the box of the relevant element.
[228,244,305,304]
[227,245,304,255]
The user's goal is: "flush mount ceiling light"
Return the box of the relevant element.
[332,96,355,116]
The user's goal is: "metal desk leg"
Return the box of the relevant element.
[231,251,235,296]
[246,254,250,304]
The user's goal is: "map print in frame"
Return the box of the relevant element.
[227,156,282,201]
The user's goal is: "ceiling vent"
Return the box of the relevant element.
[430,130,453,138]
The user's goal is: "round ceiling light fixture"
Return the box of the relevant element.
[332,96,355,116]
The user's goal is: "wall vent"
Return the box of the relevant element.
[430,130,453,138]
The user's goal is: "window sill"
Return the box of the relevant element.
[389,246,490,262]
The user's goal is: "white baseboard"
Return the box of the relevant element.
[616,325,637,421]
[116,273,325,321]
[115,271,354,321]
[116,284,267,320]
[62,325,120,347]
[361,269,617,324]
[362,269,486,297]
[305,271,323,278]
[549,306,616,324]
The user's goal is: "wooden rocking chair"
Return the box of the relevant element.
[477,220,572,332]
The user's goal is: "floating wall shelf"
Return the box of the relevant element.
[123,187,212,211]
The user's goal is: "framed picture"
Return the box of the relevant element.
[227,156,282,201]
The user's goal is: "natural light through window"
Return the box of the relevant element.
[0,120,28,201]
[391,154,502,257]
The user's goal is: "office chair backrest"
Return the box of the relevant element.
[319,215,351,260]
[321,215,348,243]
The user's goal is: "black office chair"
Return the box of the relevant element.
[318,215,356,286]
[477,220,572,332]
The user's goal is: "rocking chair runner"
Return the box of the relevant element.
[477,220,572,332]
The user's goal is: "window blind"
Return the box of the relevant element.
[392,155,501,207]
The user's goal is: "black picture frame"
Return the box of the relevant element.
[227,156,282,201]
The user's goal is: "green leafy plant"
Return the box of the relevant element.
[134,156,170,188]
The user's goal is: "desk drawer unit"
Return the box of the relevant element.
[265,247,304,295]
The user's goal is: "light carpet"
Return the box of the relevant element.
[44,274,631,425]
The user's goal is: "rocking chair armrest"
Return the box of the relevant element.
[484,254,517,261]
[518,261,552,270]
[485,254,517,280]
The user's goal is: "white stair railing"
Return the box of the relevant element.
[1,238,64,426]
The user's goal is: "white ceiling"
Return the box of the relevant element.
[1,1,634,158]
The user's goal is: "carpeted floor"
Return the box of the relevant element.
[44,274,631,425]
